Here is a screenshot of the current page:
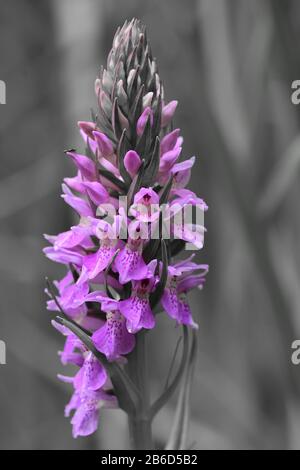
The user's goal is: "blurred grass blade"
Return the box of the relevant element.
[165,330,198,450]
[258,134,300,217]
[165,335,183,390]
[150,326,189,419]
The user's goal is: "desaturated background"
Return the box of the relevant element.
[1,0,300,450]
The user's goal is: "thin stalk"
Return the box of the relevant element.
[127,331,153,450]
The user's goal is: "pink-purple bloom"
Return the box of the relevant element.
[161,256,208,328]
[44,19,208,439]
[92,310,136,361]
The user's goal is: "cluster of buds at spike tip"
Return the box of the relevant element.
[44,19,208,440]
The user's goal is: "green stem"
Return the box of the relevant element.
[128,415,153,450]
[127,331,153,450]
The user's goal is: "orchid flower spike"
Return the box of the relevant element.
[44,18,208,444]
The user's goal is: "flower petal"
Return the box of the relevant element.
[119,297,155,333]
[161,100,178,127]
[73,352,107,391]
[114,246,148,284]
[66,151,96,180]
[124,150,141,177]
[92,312,135,361]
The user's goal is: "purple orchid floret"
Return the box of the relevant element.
[67,388,117,439]
[130,187,160,223]
[91,306,136,361]
[161,257,208,328]
[44,19,208,440]
[53,320,115,438]
[114,229,149,284]
[124,150,142,177]
[119,274,157,333]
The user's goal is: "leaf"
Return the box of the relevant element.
[135,115,152,158]
[148,72,157,95]
[165,335,183,390]
[151,95,162,141]
[85,137,94,161]
[165,330,198,450]
[90,107,97,123]
[143,238,161,264]
[98,168,127,192]
[117,129,132,187]
[170,239,186,257]
[140,51,150,83]
[96,104,115,142]
[159,176,173,205]
[142,136,160,187]
[127,45,138,74]
[112,98,123,140]
[128,66,140,102]
[131,84,144,125]
[136,33,145,63]
[150,326,189,419]
[68,263,79,282]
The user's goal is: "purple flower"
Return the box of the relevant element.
[62,184,94,217]
[160,129,181,155]
[78,120,97,151]
[161,257,208,328]
[124,150,142,178]
[46,273,88,319]
[130,187,160,223]
[93,130,114,158]
[114,227,149,284]
[73,351,107,392]
[43,246,84,267]
[44,19,209,440]
[92,309,135,361]
[77,219,123,284]
[81,181,109,206]
[54,320,116,439]
[161,100,178,127]
[171,157,195,189]
[67,388,117,438]
[66,151,97,181]
[45,225,93,251]
[170,188,208,211]
[52,319,84,366]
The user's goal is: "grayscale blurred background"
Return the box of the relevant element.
[1,0,300,450]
